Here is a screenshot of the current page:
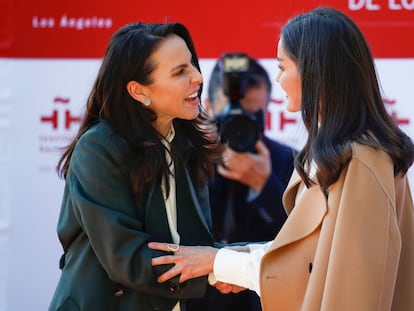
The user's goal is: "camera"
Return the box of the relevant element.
[216,53,264,152]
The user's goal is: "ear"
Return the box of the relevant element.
[126,80,148,103]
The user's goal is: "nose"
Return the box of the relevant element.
[192,68,203,85]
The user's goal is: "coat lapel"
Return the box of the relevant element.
[172,123,213,246]
[175,159,213,245]
[144,182,173,242]
[267,170,328,252]
[143,166,213,245]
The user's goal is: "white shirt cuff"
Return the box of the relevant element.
[213,247,261,295]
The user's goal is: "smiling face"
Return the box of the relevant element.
[276,39,301,113]
[144,34,203,136]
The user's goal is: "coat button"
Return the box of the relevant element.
[168,282,178,292]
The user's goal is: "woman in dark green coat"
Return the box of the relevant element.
[48,22,224,311]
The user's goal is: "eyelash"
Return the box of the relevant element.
[176,69,185,76]
[175,62,198,76]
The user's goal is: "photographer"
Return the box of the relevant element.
[187,54,296,311]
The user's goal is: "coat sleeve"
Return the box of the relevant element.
[62,126,207,299]
[319,157,401,310]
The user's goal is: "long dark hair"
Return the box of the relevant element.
[281,7,414,192]
[57,22,224,196]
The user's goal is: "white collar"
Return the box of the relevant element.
[165,125,175,144]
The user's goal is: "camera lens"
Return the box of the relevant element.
[221,115,259,152]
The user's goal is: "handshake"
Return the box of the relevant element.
[148,242,249,295]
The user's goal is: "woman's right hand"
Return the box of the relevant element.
[148,242,219,284]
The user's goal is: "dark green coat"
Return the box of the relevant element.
[49,121,214,311]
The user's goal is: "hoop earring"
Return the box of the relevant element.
[143,98,151,106]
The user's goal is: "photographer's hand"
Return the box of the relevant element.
[219,140,271,192]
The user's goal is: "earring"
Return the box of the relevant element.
[143,98,151,106]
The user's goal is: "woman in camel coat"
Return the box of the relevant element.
[258,143,414,310]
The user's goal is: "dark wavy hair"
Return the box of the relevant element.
[280,7,414,193]
[57,22,224,196]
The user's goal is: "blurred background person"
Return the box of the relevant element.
[187,54,296,311]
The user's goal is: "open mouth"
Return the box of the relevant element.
[186,92,198,100]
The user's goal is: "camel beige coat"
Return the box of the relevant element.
[260,143,414,311]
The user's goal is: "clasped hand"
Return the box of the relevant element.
[214,281,246,294]
[148,242,246,294]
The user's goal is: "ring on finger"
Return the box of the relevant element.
[167,243,180,252]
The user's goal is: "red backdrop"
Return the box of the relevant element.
[1,0,413,59]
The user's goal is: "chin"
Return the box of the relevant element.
[287,102,300,113]
[183,109,200,120]
[286,105,296,113]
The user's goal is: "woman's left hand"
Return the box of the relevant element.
[148,242,218,283]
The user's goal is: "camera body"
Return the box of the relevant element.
[216,53,264,152]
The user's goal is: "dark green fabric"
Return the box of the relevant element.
[49,121,214,311]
